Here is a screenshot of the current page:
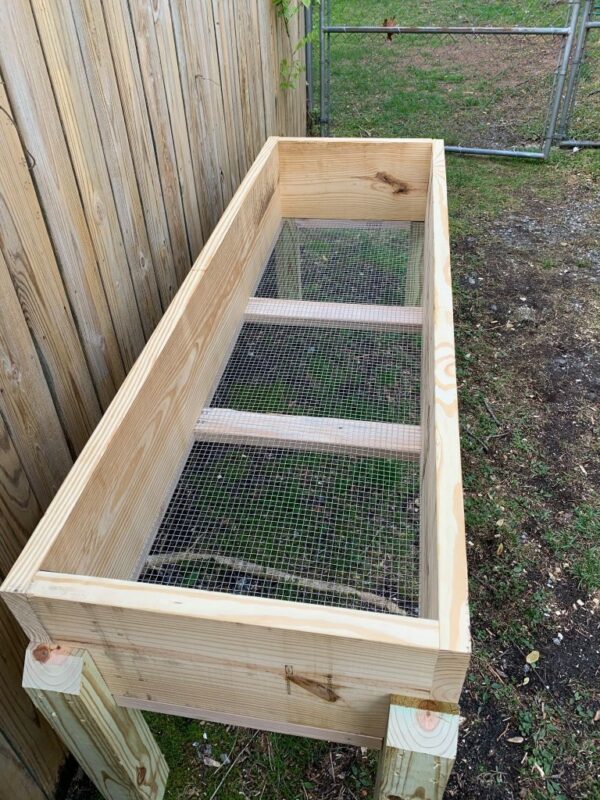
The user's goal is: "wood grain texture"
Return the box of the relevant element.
[71,0,163,340]
[24,645,168,800]
[0,252,72,508]
[170,0,227,224]
[116,696,382,749]
[151,0,205,256]
[0,415,41,577]
[279,138,432,221]
[0,79,101,455]
[0,734,49,800]
[195,409,421,459]
[31,0,146,370]
[126,0,192,286]
[0,602,67,799]
[422,143,470,660]
[0,2,125,410]
[245,297,423,331]
[18,572,440,740]
[94,0,179,310]
[2,139,281,589]
[374,695,458,800]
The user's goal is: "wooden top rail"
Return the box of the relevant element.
[195,408,421,459]
[245,298,422,332]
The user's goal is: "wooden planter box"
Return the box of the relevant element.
[2,138,470,800]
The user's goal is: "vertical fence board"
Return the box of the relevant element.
[70,0,164,336]
[0,252,72,507]
[171,0,227,228]
[0,416,42,576]
[152,0,206,256]
[0,3,125,412]
[0,80,101,456]
[127,0,193,284]
[31,0,146,370]
[101,0,179,308]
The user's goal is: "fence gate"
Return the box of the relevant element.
[559,0,600,147]
[315,1,584,158]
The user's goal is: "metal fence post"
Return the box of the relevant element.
[319,0,328,134]
[543,0,581,157]
[305,3,313,115]
[558,0,593,140]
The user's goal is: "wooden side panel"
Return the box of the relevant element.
[21,574,440,741]
[2,141,280,586]
[0,80,101,455]
[420,143,470,700]
[0,601,67,799]
[279,138,432,221]
[0,2,125,410]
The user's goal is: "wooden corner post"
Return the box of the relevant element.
[374,695,460,800]
[22,643,168,800]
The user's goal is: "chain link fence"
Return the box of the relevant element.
[309,1,597,158]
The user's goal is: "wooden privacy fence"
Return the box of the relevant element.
[0,1,304,796]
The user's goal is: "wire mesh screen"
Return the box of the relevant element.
[257,219,424,305]
[326,31,564,151]
[138,218,424,616]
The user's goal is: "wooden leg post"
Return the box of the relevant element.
[374,695,460,800]
[23,643,168,800]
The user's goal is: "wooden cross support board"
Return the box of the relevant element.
[1,138,470,800]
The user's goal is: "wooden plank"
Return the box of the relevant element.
[0,415,42,576]
[23,644,168,800]
[2,138,281,588]
[70,0,163,340]
[0,602,67,800]
[211,0,245,192]
[116,696,382,750]
[101,0,179,308]
[15,572,440,740]
[279,138,432,221]
[30,0,146,370]
[125,0,191,286]
[0,250,73,507]
[245,297,423,331]
[374,695,459,800]
[152,0,205,255]
[0,2,125,410]
[256,0,278,138]
[421,142,470,663]
[0,733,49,800]
[170,0,227,226]
[195,409,421,459]
[0,80,101,455]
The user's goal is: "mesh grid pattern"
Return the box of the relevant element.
[138,219,424,616]
[256,220,424,305]
[140,443,420,615]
